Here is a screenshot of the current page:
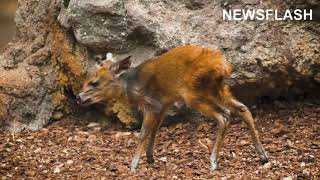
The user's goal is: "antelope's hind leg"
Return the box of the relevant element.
[227,98,268,163]
[146,109,167,164]
[191,102,231,171]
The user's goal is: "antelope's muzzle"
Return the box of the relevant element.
[76,92,90,105]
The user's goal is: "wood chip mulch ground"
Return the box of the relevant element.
[1,100,320,179]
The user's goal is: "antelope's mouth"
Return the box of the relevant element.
[77,93,94,106]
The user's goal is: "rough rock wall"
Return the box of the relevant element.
[59,0,320,99]
[0,0,88,131]
[0,0,319,131]
[0,0,17,51]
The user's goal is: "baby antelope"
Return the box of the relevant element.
[78,45,268,172]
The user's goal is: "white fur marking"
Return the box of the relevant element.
[106,52,117,63]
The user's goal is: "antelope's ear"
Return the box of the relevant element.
[109,55,132,76]
[95,62,101,69]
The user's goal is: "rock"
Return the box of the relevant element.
[52,111,64,120]
[66,160,73,165]
[0,0,87,131]
[88,134,97,141]
[282,176,293,180]
[34,148,41,153]
[115,132,131,138]
[116,165,129,173]
[26,136,34,140]
[0,67,37,97]
[0,94,9,123]
[87,122,100,128]
[93,127,102,131]
[302,169,310,175]
[61,0,130,52]
[53,166,61,174]
[26,170,36,176]
[59,0,320,105]
[159,156,168,162]
[239,139,250,146]
[262,162,272,169]
[232,152,237,158]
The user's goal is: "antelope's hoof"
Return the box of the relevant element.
[130,167,137,173]
[211,162,219,172]
[260,156,269,164]
[147,157,155,164]
[130,158,139,173]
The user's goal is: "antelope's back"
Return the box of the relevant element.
[138,45,232,90]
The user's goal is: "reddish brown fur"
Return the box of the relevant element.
[130,46,233,107]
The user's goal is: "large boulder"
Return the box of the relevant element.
[0,0,89,131]
[59,0,320,99]
[0,0,319,131]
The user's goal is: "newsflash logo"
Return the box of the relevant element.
[223,9,313,21]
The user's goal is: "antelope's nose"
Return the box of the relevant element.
[76,95,82,104]
[76,93,84,104]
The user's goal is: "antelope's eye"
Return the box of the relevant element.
[89,80,100,87]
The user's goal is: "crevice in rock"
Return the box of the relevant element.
[22,111,36,124]
[63,86,79,114]
[127,26,155,46]
[220,0,241,9]
[63,0,70,8]
[184,1,206,10]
